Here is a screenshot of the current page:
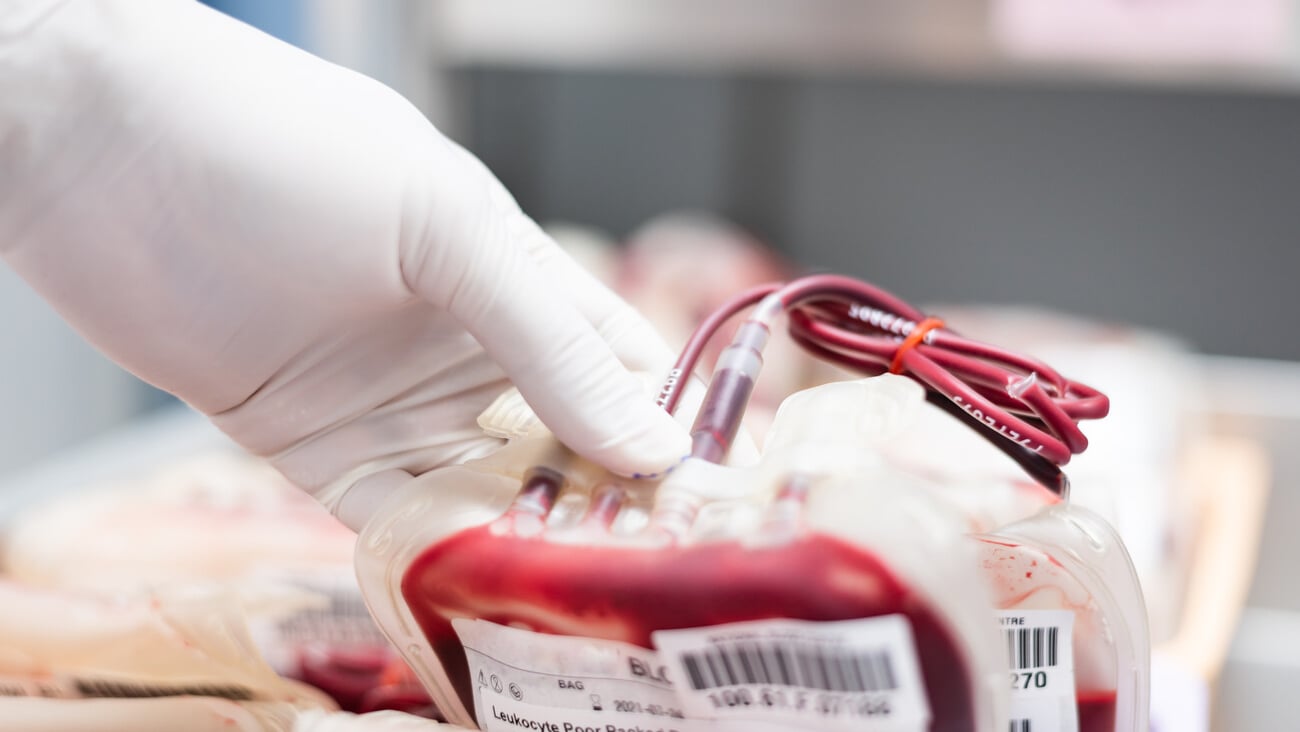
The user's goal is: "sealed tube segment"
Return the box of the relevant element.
[491,467,564,537]
[759,475,813,542]
[580,484,626,531]
[689,320,769,463]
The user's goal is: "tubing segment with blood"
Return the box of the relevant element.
[490,467,564,537]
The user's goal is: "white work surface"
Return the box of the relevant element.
[1,356,1297,731]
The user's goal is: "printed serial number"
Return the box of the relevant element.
[1009,671,1048,691]
[706,686,892,718]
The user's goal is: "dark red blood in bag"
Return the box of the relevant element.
[403,526,976,732]
[296,646,436,716]
[296,646,387,712]
[1077,690,1117,732]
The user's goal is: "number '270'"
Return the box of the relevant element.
[1010,671,1047,690]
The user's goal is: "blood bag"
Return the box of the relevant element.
[977,507,1149,732]
[2,453,433,717]
[0,579,332,729]
[771,377,1150,732]
[356,374,1008,732]
[353,269,1149,731]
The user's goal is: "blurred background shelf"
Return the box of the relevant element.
[431,0,1300,94]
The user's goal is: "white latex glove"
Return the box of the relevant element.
[0,0,690,530]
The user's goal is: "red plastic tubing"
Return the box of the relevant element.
[657,275,1108,492]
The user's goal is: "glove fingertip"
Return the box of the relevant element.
[605,408,693,480]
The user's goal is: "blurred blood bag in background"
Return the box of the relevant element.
[2,453,437,719]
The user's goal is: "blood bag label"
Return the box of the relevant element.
[652,615,930,731]
[454,618,691,731]
[998,609,1076,732]
[454,619,836,732]
[245,566,390,674]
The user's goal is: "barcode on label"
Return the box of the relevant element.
[1008,720,1031,732]
[1005,626,1059,669]
[655,616,931,730]
[678,641,898,692]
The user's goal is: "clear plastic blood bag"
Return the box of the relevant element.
[2,453,435,718]
[356,273,1140,732]
[0,579,334,730]
[357,377,1007,732]
[776,376,1150,732]
[977,507,1149,732]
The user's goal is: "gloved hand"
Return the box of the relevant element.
[0,0,690,530]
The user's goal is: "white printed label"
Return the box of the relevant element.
[652,615,930,732]
[454,619,869,732]
[999,609,1076,732]
[454,619,699,731]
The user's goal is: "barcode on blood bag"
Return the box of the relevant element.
[678,641,898,692]
[1008,720,1031,732]
[1005,626,1059,669]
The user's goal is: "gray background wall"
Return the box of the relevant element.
[462,67,1298,361]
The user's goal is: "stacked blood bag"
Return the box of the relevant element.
[1,453,445,730]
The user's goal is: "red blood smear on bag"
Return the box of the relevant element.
[296,646,388,712]
[296,647,436,716]
[1077,690,1117,732]
[402,526,976,732]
